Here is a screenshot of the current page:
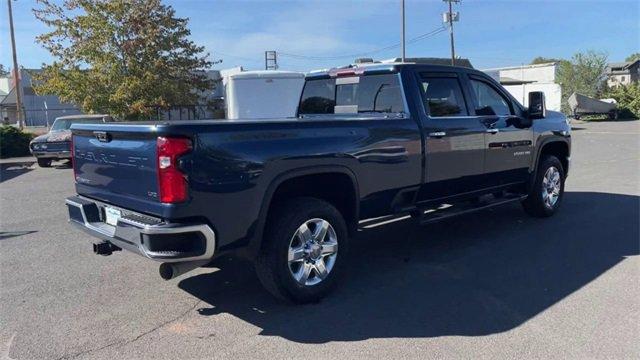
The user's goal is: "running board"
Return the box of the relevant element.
[417,194,527,226]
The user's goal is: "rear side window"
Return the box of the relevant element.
[470,79,513,116]
[420,77,468,117]
[299,74,405,115]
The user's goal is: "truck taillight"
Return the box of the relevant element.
[157,137,192,203]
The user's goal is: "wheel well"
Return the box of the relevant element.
[539,141,569,172]
[267,173,358,236]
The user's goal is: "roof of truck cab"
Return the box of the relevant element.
[230,70,305,80]
[306,63,486,79]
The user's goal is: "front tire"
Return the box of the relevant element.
[37,158,52,168]
[255,197,349,304]
[522,155,565,217]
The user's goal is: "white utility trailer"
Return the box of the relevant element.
[225,71,305,120]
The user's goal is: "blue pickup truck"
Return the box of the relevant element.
[66,63,571,303]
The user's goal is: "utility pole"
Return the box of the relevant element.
[443,0,460,66]
[7,0,24,129]
[401,0,406,62]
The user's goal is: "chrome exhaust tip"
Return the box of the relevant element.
[159,260,207,280]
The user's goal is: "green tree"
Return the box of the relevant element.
[603,82,640,119]
[32,0,213,119]
[530,57,565,65]
[0,64,9,76]
[556,50,609,113]
[625,53,640,62]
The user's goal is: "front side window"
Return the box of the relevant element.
[470,79,513,116]
[299,74,405,115]
[420,77,468,117]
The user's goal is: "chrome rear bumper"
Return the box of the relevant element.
[32,150,71,159]
[65,196,215,262]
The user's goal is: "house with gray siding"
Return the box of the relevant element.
[607,60,640,88]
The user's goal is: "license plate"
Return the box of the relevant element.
[104,207,121,226]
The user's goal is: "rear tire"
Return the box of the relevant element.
[522,155,565,217]
[255,197,349,304]
[37,158,52,168]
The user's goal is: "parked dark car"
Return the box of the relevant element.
[30,114,113,167]
[65,64,571,303]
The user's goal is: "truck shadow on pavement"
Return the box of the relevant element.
[0,161,35,183]
[178,191,639,343]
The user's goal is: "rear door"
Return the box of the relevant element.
[298,72,423,218]
[466,74,533,186]
[416,72,486,202]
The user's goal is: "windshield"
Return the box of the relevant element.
[51,118,105,131]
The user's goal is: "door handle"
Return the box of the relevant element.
[428,131,446,138]
[486,128,499,134]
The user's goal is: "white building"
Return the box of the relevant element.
[483,63,562,112]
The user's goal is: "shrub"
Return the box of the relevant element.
[557,50,609,114]
[0,126,35,158]
[603,83,640,119]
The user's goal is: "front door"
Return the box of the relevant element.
[416,73,487,202]
[467,75,533,186]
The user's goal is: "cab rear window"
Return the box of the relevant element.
[299,74,405,115]
[299,78,336,114]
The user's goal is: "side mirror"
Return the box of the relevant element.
[528,91,546,119]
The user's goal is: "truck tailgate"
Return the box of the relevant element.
[72,126,159,203]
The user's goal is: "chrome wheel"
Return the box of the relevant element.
[542,166,561,209]
[288,218,338,286]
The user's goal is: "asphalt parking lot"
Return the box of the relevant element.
[1,120,638,359]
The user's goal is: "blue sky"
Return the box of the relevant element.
[1,0,638,72]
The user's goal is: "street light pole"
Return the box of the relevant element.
[401,0,406,62]
[7,0,24,129]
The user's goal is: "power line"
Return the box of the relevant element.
[277,26,447,61]
[215,52,263,64]
[213,25,447,67]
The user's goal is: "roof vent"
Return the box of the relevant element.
[354,58,374,64]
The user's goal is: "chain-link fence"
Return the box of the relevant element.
[145,104,225,121]
[22,108,83,127]
[8,104,225,128]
